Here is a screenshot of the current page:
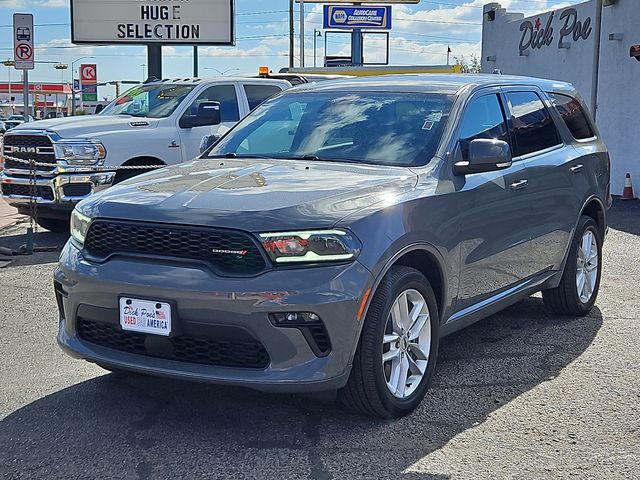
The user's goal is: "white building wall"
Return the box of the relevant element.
[482,0,638,195]
[597,2,640,195]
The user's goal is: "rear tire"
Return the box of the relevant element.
[35,217,69,233]
[542,216,602,316]
[339,266,439,418]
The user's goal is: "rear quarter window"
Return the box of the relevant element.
[548,93,595,140]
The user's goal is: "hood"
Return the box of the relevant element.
[80,158,418,231]
[12,115,159,138]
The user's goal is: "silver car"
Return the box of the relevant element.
[56,75,610,417]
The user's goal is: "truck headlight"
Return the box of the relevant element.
[70,209,92,246]
[54,140,106,165]
[258,230,361,264]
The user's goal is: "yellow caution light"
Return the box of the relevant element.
[258,66,270,76]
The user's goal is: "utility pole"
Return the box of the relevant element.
[147,44,162,79]
[299,0,305,68]
[289,0,294,68]
[193,46,199,77]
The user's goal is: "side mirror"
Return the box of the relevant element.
[180,101,222,128]
[454,138,512,175]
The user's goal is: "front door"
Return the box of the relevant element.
[453,91,535,312]
[178,83,241,161]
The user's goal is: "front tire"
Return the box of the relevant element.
[339,266,439,418]
[543,215,602,316]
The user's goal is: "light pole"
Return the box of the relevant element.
[140,63,147,80]
[54,63,68,116]
[204,67,240,76]
[71,56,95,116]
[314,29,322,68]
[2,59,14,115]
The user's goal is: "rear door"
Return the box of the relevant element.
[177,83,241,161]
[453,89,535,312]
[503,89,576,273]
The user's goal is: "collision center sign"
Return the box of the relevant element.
[71,0,235,45]
[323,5,392,30]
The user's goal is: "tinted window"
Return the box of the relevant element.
[187,85,239,122]
[548,93,595,140]
[244,84,283,110]
[506,92,561,156]
[458,94,509,160]
[210,92,454,167]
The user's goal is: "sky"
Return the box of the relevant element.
[0,0,581,100]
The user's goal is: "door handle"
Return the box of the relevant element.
[510,179,528,191]
[570,164,584,174]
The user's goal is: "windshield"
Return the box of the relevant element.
[100,84,197,118]
[208,91,453,167]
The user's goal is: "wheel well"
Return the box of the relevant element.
[114,157,166,183]
[582,198,605,234]
[394,249,445,319]
[121,156,166,168]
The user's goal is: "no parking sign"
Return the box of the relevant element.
[13,13,34,70]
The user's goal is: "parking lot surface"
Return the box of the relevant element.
[1,201,638,479]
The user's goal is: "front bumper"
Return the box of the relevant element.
[0,168,115,208]
[55,241,374,392]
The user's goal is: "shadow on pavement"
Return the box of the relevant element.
[0,227,67,267]
[0,298,602,479]
[608,198,640,236]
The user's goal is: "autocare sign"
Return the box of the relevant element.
[71,0,235,45]
[323,5,392,30]
[80,64,97,102]
[13,13,34,70]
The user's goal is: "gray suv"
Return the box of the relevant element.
[55,75,610,418]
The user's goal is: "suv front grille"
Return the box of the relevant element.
[77,317,270,369]
[2,134,56,172]
[83,220,268,276]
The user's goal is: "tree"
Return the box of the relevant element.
[454,54,482,73]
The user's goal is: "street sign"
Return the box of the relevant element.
[13,13,34,70]
[70,0,235,45]
[73,79,80,91]
[323,5,392,30]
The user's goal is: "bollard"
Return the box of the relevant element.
[25,227,34,255]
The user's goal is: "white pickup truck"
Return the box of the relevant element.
[0,77,291,231]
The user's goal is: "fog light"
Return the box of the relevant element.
[270,312,321,325]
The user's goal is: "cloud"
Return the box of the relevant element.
[1,0,67,7]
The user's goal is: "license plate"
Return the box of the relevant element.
[119,297,171,336]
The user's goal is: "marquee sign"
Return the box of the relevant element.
[71,0,235,45]
[519,8,592,55]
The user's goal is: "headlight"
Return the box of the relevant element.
[258,230,361,264]
[54,140,106,165]
[70,209,92,246]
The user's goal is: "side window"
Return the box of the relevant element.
[548,93,595,140]
[458,94,510,160]
[244,84,283,110]
[506,91,561,156]
[187,85,239,122]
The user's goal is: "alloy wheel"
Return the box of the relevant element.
[382,289,431,399]
[576,229,599,304]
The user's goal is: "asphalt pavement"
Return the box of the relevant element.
[0,201,638,479]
